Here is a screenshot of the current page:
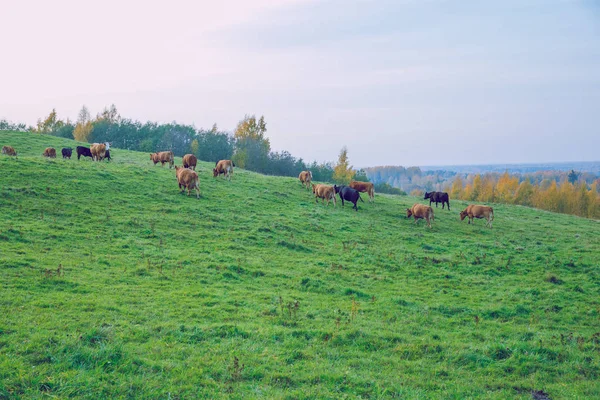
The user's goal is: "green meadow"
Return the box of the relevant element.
[0,130,599,399]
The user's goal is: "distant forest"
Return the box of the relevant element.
[365,166,599,219]
[420,161,600,175]
[365,165,599,194]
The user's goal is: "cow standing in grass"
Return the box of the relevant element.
[175,166,200,199]
[43,147,56,158]
[90,143,110,162]
[312,184,337,207]
[406,204,434,228]
[151,151,174,168]
[62,148,72,159]
[77,146,93,160]
[213,160,234,180]
[183,154,197,170]
[424,191,450,210]
[460,205,494,228]
[299,171,312,190]
[334,185,363,211]
[349,181,375,202]
[2,146,16,156]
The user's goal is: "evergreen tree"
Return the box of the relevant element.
[567,169,580,184]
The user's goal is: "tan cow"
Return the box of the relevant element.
[150,151,174,168]
[312,183,337,207]
[460,205,494,228]
[42,147,56,158]
[182,154,197,170]
[213,160,234,180]
[90,143,107,161]
[2,146,16,156]
[299,171,312,190]
[406,204,434,228]
[175,166,200,199]
[349,181,375,202]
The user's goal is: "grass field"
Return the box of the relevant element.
[1,130,599,399]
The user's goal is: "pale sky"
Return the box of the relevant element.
[2,0,599,167]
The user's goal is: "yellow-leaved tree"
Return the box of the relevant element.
[496,172,519,203]
[34,109,64,134]
[333,146,355,184]
[514,180,535,206]
[232,115,270,170]
[471,174,482,201]
[73,105,93,142]
[191,139,199,155]
[451,175,464,200]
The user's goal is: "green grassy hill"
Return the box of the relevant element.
[1,130,599,399]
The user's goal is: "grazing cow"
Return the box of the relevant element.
[312,184,337,207]
[213,160,235,180]
[90,142,111,161]
[334,185,363,211]
[104,150,111,161]
[175,166,200,199]
[299,171,312,190]
[1,146,16,156]
[349,181,375,202]
[406,204,434,228]
[460,205,494,228]
[76,146,93,160]
[43,147,56,158]
[424,191,450,210]
[150,151,174,168]
[182,154,197,170]
[62,148,72,159]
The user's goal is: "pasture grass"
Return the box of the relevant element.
[0,130,599,399]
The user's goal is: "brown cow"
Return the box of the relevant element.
[42,147,56,158]
[90,143,107,161]
[182,154,197,170]
[150,151,174,168]
[460,205,494,228]
[175,166,200,199]
[213,160,234,180]
[312,183,337,207]
[406,204,434,228]
[2,146,16,156]
[349,181,375,202]
[299,171,312,190]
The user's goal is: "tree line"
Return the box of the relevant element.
[444,172,599,219]
[366,164,599,218]
[6,106,597,217]
[2,106,391,190]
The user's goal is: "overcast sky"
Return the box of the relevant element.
[2,0,599,167]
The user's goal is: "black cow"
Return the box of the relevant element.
[76,146,93,160]
[334,185,364,211]
[424,191,450,210]
[61,147,72,159]
[104,150,111,161]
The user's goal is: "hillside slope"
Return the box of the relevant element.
[1,130,599,399]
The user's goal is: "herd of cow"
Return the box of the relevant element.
[147,150,235,199]
[1,143,114,161]
[1,143,494,228]
[298,170,494,228]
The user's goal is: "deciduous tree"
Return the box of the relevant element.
[333,146,355,184]
[73,105,93,142]
[233,115,270,170]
